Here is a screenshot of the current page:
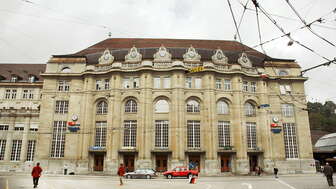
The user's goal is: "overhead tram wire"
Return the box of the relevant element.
[227,0,243,44]
[234,0,250,40]
[252,17,329,48]
[251,0,331,62]
[235,0,336,30]
[284,0,336,47]
[253,2,266,55]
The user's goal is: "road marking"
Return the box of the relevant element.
[6,179,9,189]
[242,183,252,189]
[276,179,297,189]
[205,184,212,189]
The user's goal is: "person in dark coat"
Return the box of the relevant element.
[31,162,43,188]
[274,167,279,178]
[117,163,125,186]
[323,163,334,187]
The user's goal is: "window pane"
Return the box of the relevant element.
[154,77,161,88]
[246,122,257,149]
[163,77,171,88]
[155,100,169,113]
[195,78,202,89]
[217,101,229,114]
[218,121,230,147]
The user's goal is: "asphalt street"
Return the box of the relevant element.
[0,174,333,189]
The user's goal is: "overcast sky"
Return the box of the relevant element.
[0,0,335,103]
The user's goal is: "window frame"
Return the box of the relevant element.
[125,99,137,113]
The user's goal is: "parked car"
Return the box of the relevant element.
[124,169,156,179]
[163,166,198,179]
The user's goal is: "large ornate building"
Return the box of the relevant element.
[0,38,315,175]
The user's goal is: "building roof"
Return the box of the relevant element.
[314,132,336,152]
[55,38,295,66]
[0,64,46,81]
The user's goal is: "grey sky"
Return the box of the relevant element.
[0,0,335,102]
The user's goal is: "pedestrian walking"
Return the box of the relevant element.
[323,163,334,187]
[31,162,42,188]
[257,166,262,176]
[274,167,278,178]
[63,164,68,175]
[117,163,125,186]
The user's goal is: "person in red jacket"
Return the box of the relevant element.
[31,162,43,188]
[117,163,125,186]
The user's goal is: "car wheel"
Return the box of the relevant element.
[146,175,151,179]
[126,175,131,179]
[188,174,192,179]
[167,174,172,179]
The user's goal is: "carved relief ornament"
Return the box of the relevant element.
[153,45,172,62]
[98,49,114,64]
[211,49,228,64]
[183,46,201,62]
[125,46,142,63]
[238,52,252,67]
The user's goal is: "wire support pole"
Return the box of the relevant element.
[284,0,336,47]
[300,58,336,75]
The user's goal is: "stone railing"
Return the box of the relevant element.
[153,62,172,68]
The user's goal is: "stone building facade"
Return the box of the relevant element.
[0,38,315,175]
[0,64,45,172]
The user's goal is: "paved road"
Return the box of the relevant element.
[0,174,333,189]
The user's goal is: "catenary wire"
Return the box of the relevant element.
[284,0,336,47]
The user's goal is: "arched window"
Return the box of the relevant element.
[155,100,169,113]
[125,99,137,113]
[245,102,256,116]
[97,101,108,114]
[217,100,229,114]
[278,70,288,76]
[61,67,72,73]
[186,99,200,113]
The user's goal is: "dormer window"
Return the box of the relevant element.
[28,75,36,83]
[61,67,71,73]
[11,75,18,82]
[278,70,289,76]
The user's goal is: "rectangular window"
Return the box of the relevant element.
[123,120,137,147]
[10,140,22,161]
[250,82,257,93]
[133,77,140,88]
[58,81,70,92]
[163,77,171,88]
[23,89,34,99]
[5,89,11,99]
[224,79,231,91]
[280,84,291,95]
[104,79,110,90]
[26,140,36,161]
[0,140,6,160]
[185,77,192,88]
[155,120,169,148]
[195,78,202,89]
[282,104,294,117]
[218,121,230,148]
[95,121,107,147]
[123,77,140,89]
[154,77,161,88]
[0,125,9,130]
[14,124,24,131]
[96,80,102,90]
[246,122,257,149]
[50,121,67,158]
[216,79,222,89]
[187,120,200,148]
[55,100,69,114]
[242,81,249,92]
[283,123,298,158]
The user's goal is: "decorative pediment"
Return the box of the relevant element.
[183,46,201,62]
[153,45,172,62]
[125,46,142,63]
[212,49,228,64]
[238,52,252,67]
[98,49,114,64]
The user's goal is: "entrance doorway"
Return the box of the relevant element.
[220,156,231,172]
[189,155,201,171]
[124,155,135,172]
[94,154,104,171]
[249,155,258,172]
[156,155,168,172]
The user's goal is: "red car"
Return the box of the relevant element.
[163,166,198,179]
